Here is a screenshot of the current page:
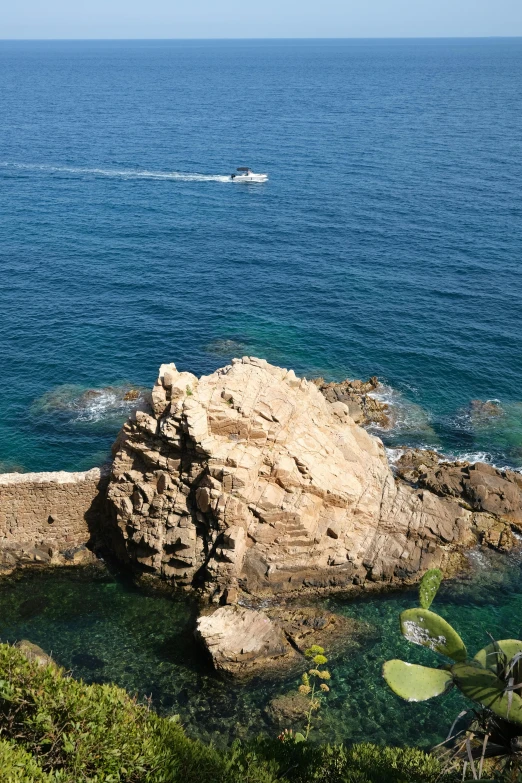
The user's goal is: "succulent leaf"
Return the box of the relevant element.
[419,568,442,610]
[474,640,522,673]
[400,608,467,662]
[383,659,453,702]
[452,662,522,726]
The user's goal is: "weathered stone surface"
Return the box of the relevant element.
[313,376,389,427]
[266,605,367,654]
[195,605,296,674]
[14,640,55,667]
[0,468,109,574]
[395,449,522,546]
[107,358,474,600]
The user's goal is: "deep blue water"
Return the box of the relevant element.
[1,39,521,472]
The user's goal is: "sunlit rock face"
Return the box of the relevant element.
[107,358,472,602]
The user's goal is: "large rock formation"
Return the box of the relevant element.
[107,358,473,601]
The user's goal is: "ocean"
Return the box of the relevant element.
[1,38,521,473]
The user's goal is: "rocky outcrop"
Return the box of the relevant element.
[107,358,473,601]
[312,376,389,427]
[0,468,109,576]
[396,450,522,551]
[195,603,365,675]
[195,606,296,675]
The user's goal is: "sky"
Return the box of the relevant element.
[2,0,522,39]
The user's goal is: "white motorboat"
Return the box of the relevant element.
[230,167,268,183]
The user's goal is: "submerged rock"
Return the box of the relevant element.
[18,596,50,619]
[468,399,505,424]
[107,357,474,602]
[195,606,296,675]
[71,651,106,671]
[266,605,365,655]
[205,338,247,358]
[266,690,313,726]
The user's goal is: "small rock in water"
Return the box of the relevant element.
[195,606,296,676]
[204,338,247,357]
[123,388,141,401]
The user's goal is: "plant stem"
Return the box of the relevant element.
[305,682,316,741]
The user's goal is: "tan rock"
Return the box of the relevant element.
[195,605,296,674]
[107,358,474,600]
[15,640,56,667]
[395,449,522,545]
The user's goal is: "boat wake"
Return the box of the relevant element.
[0,162,232,183]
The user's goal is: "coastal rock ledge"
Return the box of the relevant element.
[107,357,472,602]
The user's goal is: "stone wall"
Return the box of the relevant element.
[0,468,109,573]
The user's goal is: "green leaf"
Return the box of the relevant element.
[419,569,442,610]
[400,608,467,662]
[294,732,306,743]
[383,660,453,702]
[474,640,522,672]
[452,662,522,726]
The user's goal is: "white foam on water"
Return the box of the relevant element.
[466,548,491,570]
[444,450,493,465]
[33,384,147,426]
[74,391,137,423]
[0,162,232,183]
[385,447,406,465]
[368,383,436,437]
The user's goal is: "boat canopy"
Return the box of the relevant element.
[237,167,252,172]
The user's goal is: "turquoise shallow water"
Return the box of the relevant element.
[1,39,522,472]
[1,548,521,749]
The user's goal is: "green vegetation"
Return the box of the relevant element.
[294,645,332,741]
[383,568,522,779]
[0,642,453,782]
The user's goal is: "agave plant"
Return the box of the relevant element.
[383,569,522,779]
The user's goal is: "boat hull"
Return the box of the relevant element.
[231,174,268,183]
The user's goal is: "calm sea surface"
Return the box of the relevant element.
[1,38,521,471]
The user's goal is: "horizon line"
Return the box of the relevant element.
[1,35,521,42]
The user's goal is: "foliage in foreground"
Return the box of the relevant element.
[0,642,454,782]
[383,568,522,779]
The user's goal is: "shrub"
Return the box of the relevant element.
[240,737,455,783]
[0,738,61,781]
[0,644,275,783]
